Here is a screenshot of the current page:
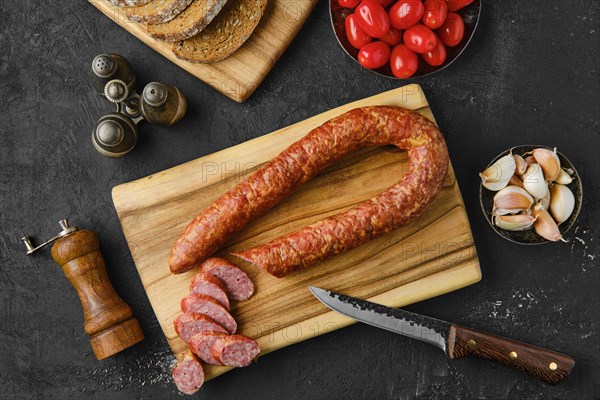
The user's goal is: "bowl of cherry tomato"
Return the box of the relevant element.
[330,0,481,78]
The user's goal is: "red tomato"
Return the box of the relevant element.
[422,0,447,29]
[379,27,402,46]
[438,12,464,47]
[403,24,438,53]
[446,0,474,12]
[422,39,447,66]
[345,14,373,49]
[358,41,391,69]
[389,0,424,30]
[356,1,390,38]
[390,44,418,78]
[375,0,394,7]
[339,0,361,7]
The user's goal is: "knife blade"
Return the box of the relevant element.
[308,286,575,385]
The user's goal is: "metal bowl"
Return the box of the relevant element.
[479,145,583,245]
[329,0,481,79]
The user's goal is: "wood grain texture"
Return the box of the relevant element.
[448,324,576,385]
[88,0,317,102]
[50,230,145,360]
[111,84,481,380]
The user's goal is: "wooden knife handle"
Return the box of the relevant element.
[448,324,575,385]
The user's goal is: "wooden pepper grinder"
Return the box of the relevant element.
[22,219,144,360]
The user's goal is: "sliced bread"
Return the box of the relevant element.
[147,0,229,41]
[123,0,194,25]
[172,0,267,63]
[108,0,153,6]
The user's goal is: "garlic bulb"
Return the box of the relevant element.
[522,163,548,199]
[555,168,573,185]
[480,154,516,191]
[514,155,528,176]
[493,186,534,215]
[549,184,575,225]
[494,214,537,231]
[531,148,561,182]
[532,203,563,242]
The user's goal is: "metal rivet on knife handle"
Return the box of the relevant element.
[467,339,476,348]
[509,351,518,359]
[549,362,558,370]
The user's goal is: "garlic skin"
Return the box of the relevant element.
[508,174,524,188]
[532,203,563,242]
[522,163,549,199]
[493,186,534,215]
[514,155,528,176]
[555,168,573,185]
[537,187,551,210]
[549,184,575,225]
[480,154,516,191]
[532,148,561,182]
[494,214,537,231]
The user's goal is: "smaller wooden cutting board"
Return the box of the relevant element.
[112,84,481,380]
[88,0,317,102]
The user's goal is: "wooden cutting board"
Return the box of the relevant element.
[88,0,317,102]
[112,84,481,380]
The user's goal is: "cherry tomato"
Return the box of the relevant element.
[339,0,361,7]
[403,24,438,53]
[390,44,418,78]
[375,0,394,7]
[422,0,447,29]
[358,41,391,69]
[422,39,447,66]
[345,14,373,49]
[446,0,474,12]
[438,12,464,47]
[388,0,424,30]
[356,1,390,38]
[379,27,402,46]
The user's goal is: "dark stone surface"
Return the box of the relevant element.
[1,0,598,399]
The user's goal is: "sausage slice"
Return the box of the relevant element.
[174,312,227,343]
[211,335,260,367]
[201,258,254,301]
[190,271,230,310]
[171,350,204,395]
[189,331,228,365]
[181,293,237,334]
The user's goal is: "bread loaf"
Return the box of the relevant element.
[172,0,267,63]
[123,0,194,24]
[147,0,229,41]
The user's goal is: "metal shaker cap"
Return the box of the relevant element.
[142,82,168,107]
[92,114,138,158]
[96,119,124,147]
[104,79,129,103]
[92,54,117,78]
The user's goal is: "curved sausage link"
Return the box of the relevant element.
[170,106,449,276]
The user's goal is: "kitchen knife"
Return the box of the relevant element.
[308,286,575,385]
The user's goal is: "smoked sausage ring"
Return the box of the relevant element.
[169,106,449,276]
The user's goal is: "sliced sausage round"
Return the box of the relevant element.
[189,331,228,365]
[200,258,254,301]
[174,312,228,343]
[211,335,260,367]
[181,293,237,334]
[171,350,204,395]
[190,271,230,310]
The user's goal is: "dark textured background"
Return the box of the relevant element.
[1,0,599,399]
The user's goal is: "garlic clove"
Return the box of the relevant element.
[524,155,536,165]
[522,163,549,199]
[508,174,524,188]
[494,208,532,216]
[480,154,516,191]
[532,202,563,241]
[532,148,561,182]
[493,186,534,214]
[514,155,528,176]
[549,184,575,225]
[494,214,537,231]
[537,186,551,210]
[555,168,573,185]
